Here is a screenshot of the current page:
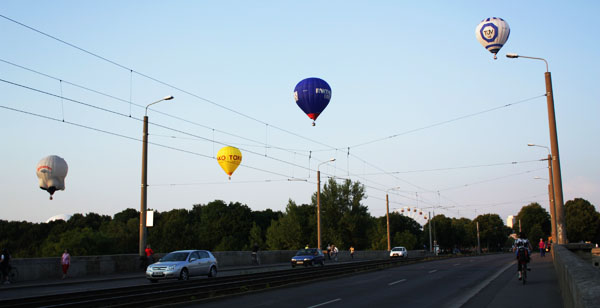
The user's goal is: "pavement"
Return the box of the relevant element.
[0,262,291,291]
[462,252,563,307]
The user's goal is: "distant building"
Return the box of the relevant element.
[507,215,516,228]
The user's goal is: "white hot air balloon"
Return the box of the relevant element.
[46,214,72,223]
[36,155,68,200]
[475,17,510,59]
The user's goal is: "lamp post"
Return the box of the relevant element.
[507,53,567,244]
[139,95,174,256]
[385,187,401,251]
[317,158,335,250]
[529,144,558,248]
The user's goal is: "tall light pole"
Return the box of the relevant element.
[507,53,567,244]
[139,95,174,256]
[529,144,557,247]
[385,187,401,251]
[317,158,335,250]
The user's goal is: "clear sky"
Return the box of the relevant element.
[1,1,598,225]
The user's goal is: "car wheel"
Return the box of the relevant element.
[179,268,189,280]
[320,260,325,266]
[149,279,158,283]
[208,266,217,278]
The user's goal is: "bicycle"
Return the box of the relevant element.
[520,262,527,284]
[2,265,18,284]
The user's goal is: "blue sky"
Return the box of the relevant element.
[1,1,598,224]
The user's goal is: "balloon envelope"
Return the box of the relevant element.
[475,17,510,59]
[217,146,242,178]
[294,77,331,124]
[36,155,68,199]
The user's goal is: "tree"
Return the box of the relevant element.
[266,200,314,250]
[311,178,371,249]
[393,230,418,250]
[565,198,600,243]
[473,214,508,252]
[516,203,551,239]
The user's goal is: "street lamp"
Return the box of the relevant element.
[507,53,567,244]
[385,187,401,251]
[317,158,335,250]
[529,144,558,248]
[139,95,174,256]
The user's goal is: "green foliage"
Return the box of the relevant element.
[473,214,508,252]
[265,200,313,250]
[565,198,600,243]
[310,178,372,249]
[516,203,551,238]
[393,230,418,250]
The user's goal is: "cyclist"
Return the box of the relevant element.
[0,248,10,284]
[514,232,533,280]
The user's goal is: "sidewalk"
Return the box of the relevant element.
[462,252,563,307]
[0,262,291,291]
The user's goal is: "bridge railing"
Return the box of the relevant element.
[553,244,600,308]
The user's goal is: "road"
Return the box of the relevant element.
[0,253,562,307]
[191,254,562,308]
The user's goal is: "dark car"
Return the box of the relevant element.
[291,248,325,267]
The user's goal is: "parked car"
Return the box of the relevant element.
[390,246,408,258]
[146,250,218,282]
[291,248,325,267]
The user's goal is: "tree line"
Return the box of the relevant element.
[1,179,597,258]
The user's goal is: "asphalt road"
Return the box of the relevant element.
[190,253,562,308]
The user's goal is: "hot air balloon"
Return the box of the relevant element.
[294,77,332,126]
[476,17,510,59]
[217,146,242,179]
[36,155,68,200]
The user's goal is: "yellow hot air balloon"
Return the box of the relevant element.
[217,146,242,179]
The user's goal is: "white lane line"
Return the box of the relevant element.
[453,263,460,266]
[428,269,438,273]
[307,298,341,308]
[388,278,407,286]
[450,260,516,307]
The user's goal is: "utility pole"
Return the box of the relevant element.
[476,221,481,255]
[428,211,432,253]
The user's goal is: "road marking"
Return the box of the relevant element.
[453,263,460,266]
[450,260,516,307]
[428,269,438,273]
[307,298,341,308]
[388,278,407,286]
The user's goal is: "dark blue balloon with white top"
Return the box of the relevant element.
[293,77,331,126]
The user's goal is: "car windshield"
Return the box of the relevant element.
[392,248,404,251]
[296,249,317,256]
[161,252,189,262]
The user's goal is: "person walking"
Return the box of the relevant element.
[326,244,331,260]
[350,246,355,259]
[252,243,260,265]
[0,248,10,284]
[539,238,545,257]
[332,245,339,262]
[145,244,155,265]
[61,249,71,279]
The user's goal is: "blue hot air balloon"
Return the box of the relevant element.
[475,17,510,59]
[294,77,331,126]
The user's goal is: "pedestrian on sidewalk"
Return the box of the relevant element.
[539,238,545,257]
[145,244,155,265]
[326,244,331,260]
[350,246,355,259]
[61,249,71,279]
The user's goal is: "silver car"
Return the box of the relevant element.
[146,250,218,282]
